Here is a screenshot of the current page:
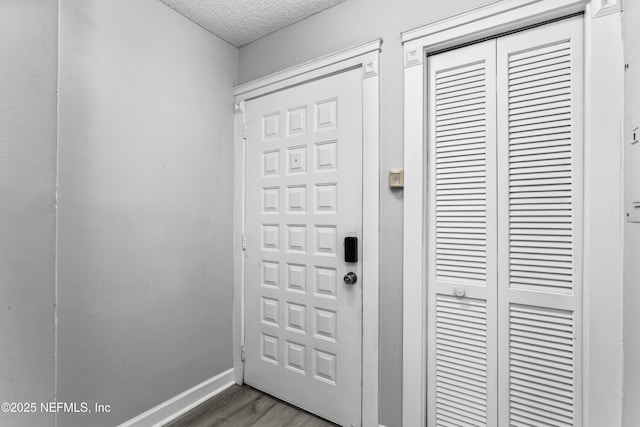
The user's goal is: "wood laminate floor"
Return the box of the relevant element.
[164,384,338,427]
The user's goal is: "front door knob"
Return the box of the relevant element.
[344,272,357,285]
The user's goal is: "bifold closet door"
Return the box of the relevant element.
[496,16,583,427]
[426,15,584,427]
[427,39,499,427]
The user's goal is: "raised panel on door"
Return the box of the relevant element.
[496,16,584,427]
[244,68,363,427]
[427,39,498,427]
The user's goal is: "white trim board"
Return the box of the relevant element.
[401,0,584,44]
[234,39,382,100]
[118,368,234,427]
[401,0,624,426]
[233,40,381,427]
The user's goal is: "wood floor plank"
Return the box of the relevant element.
[164,385,338,427]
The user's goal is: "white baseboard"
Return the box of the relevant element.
[118,368,235,427]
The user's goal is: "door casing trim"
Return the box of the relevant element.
[401,0,624,425]
[233,39,381,427]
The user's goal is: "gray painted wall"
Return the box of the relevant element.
[5,2,634,426]
[0,1,58,426]
[238,1,491,425]
[56,1,237,425]
[623,1,640,425]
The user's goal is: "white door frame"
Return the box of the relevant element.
[233,39,381,427]
[401,1,624,426]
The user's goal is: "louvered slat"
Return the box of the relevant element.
[508,38,574,295]
[436,296,489,426]
[509,304,575,427]
[435,61,488,285]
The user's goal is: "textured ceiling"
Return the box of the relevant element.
[159,0,347,47]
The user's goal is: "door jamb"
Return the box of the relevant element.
[401,0,624,425]
[233,39,382,427]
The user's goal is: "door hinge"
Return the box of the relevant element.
[240,345,246,361]
[234,101,247,140]
[241,234,247,251]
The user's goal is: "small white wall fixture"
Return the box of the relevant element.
[401,0,624,426]
[233,40,381,427]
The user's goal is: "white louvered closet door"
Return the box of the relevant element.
[427,39,498,427]
[497,16,583,427]
[426,15,583,427]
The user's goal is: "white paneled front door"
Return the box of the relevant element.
[244,68,363,427]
